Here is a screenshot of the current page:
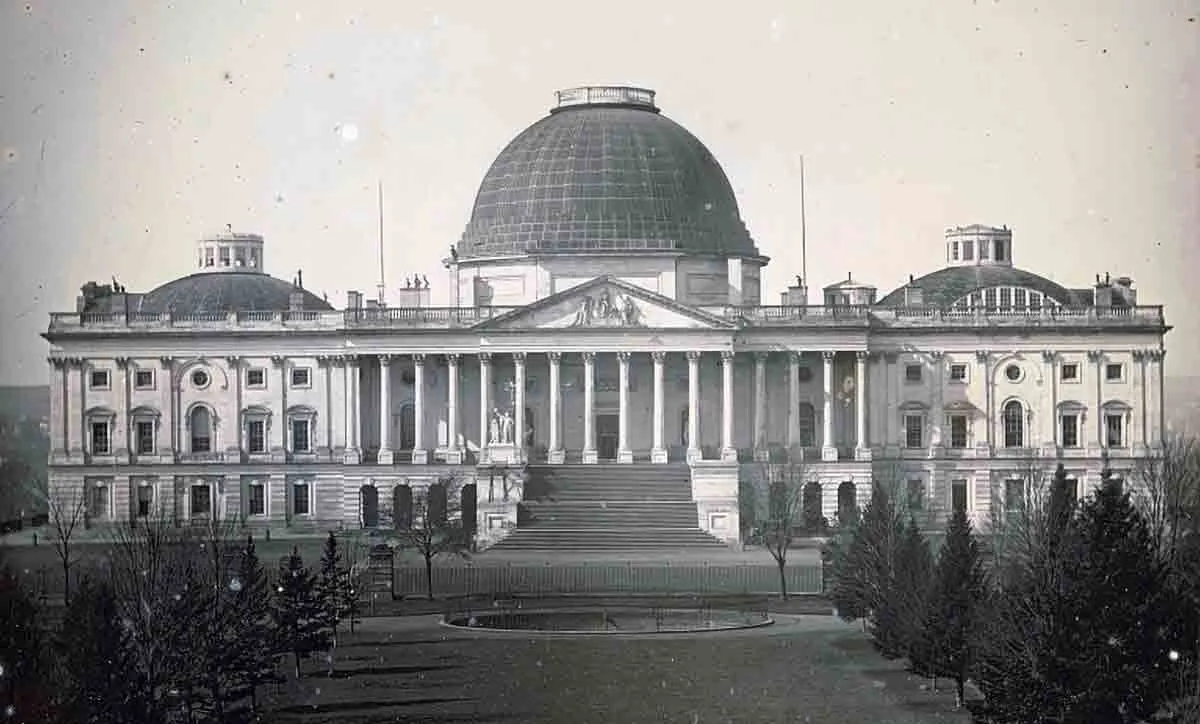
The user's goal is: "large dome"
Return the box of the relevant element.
[458,86,759,259]
[137,272,332,315]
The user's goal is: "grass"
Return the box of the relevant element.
[259,611,975,724]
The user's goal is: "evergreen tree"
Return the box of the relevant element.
[0,568,52,721]
[871,516,933,661]
[829,481,903,623]
[917,508,987,708]
[272,547,333,679]
[229,535,281,713]
[317,532,346,644]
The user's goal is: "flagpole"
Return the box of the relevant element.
[800,155,808,289]
[377,181,386,306]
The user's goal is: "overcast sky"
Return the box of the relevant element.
[0,0,1197,385]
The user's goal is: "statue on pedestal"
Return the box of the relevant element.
[500,409,514,445]
[488,408,502,445]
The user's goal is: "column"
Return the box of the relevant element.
[270,356,287,462]
[513,352,526,463]
[226,356,242,460]
[343,356,360,463]
[650,352,667,463]
[1149,350,1165,449]
[821,351,837,461]
[929,351,944,455]
[1088,350,1104,454]
[753,352,768,461]
[617,352,632,463]
[114,356,130,459]
[377,355,393,465]
[883,352,898,455]
[548,352,564,464]
[855,351,870,460]
[48,358,66,461]
[446,354,461,463]
[976,351,992,453]
[686,352,701,463]
[158,357,175,459]
[412,354,427,464]
[1042,350,1059,453]
[478,352,492,463]
[582,352,597,464]
[720,351,736,461]
[787,352,801,449]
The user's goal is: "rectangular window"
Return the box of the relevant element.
[962,240,974,260]
[191,429,211,453]
[994,240,1006,261]
[91,484,109,520]
[951,479,969,514]
[949,415,968,448]
[247,420,266,454]
[980,240,991,260]
[1004,479,1024,513]
[136,484,153,517]
[135,420,155,454]
[246,368,266,388]
[1061,363,1079,382]
[1014,288,1026,309]
[1106,414,1124,448]
[91,422,110,455]
[949,364,967,382]
[1029,292,1043,311]
[905,364,922,383]
[292,482,310,516]
[904,415,923,448]
[291,419,310,453]
[290,368,311,388]
[191,485,211,517]
[1105,363,1124,382]
[90,369,110,390]
[247,482,266,516]
[951,241,959,260]
[998,287,1012,310]
[134,369,155,389]
[984,288,997,309]
[1061,414,1079,448]
[906,479,924,511]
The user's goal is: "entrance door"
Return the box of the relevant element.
[596,414,619,461]
[360,485,379,528]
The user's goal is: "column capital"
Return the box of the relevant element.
[512,351,527,364]
[1087,349,1104,363]
[270,355,288,368]
[478,351,492,364]
[445,353,461,366]
[224,355,241,368]
[855,351,869,362]
[158,355,175,369]
[822,350,836,362]
[548,351,562,362]
[686,351,701,362]
[114,356,131,369]
[975,350,990,363]
[345,354,360,367]
[1147,349,1165,362]
[617,351,632,362]
[412,353,427,365]
[315,355,335,367]
[788,351,802,364]
[1041,350,1058,363]
[754,351,769,363]
[651,351,667,363]
[378,354,393,366]
[720,350,735,362]
[47,356,66,370]
[581,351,596,363]
[928,350,944,361]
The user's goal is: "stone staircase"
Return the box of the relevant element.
[486,464,728,552]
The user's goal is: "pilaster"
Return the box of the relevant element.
[1040,350,1059,456]
[928,350,944,458]
[270,355,288,462]
[1086,349,1104,456]
[226,355,243,461]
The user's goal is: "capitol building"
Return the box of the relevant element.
[43,86,1169,549]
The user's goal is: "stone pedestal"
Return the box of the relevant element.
[411,449,428,465]
[821,446,839,462]
[753,447,770,463]
[487,443,522,465]
[651,447,668,464]
[854,446,873,462]
[548,448,566,464]
[617,449,634,464]
[582,449,598,464]
[377,448,394,465]
[686,448,701,464]
[720,447,738,462]
[343,448,360,464]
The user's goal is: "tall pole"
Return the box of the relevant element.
[799,155,808,289]
[377,181,386,306]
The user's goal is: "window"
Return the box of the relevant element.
[994,240,1006,262]
[904,414,924,448]
[134,369,155,390]
[1061,414,1080,448]
[1105,414,1124,448]
[796,366,813,383]
[983,288,997,309]
[1061,363,1079,382]
[905,364,923,383]
[949,415,968,448]
[90,369,110,390]
[291,419,311,453]
[190,407,212,453]
[1005,479,1024,513]
[1014,288,1026,308]
[135,420,155,455]
[949,364,968,383]
[247,482,266,516]
[962,240,974,260]
[951,241,960,260]
[951,479,969,514]
[136,484,153,518]
[998,288,1011,310]
[90,421,110,455]
[906,479,924,511]
[246,368,266,388]
[797,403,816,447]
[292,481,311,516]
[190,485,211,517]
[980,240,990,260]
[1004,364,1023,382]
[290,367,311,388]
[247,419,266,454]
[1003,400,1025,448]
[1105,363,1124,382]
[190,369,210,389]
[90,483,110,520]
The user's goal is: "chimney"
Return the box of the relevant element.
[1112,276,1136,306]
[296,269,304,289]
[726,258,744,305]
[346,290,362,310]
[781,275,808,306]
[1093,274,1113,307]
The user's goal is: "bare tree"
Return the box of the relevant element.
[43,485,88,604]
[387,473,472,600]
[745,448,807,600]
[1133,434,1200,566]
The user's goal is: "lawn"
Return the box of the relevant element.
[260,612,974,724]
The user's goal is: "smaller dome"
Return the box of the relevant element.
[137,272,332,315]
[876,265,1087,308]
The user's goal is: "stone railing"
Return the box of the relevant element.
[47,303,1167,334]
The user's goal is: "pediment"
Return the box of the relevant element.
[474,276,734,331]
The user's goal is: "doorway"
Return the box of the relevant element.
[596,413,619,461]
[360,485,379,528]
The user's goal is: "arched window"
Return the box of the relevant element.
[797,403,816,447]
[1003,400,1024,448]
[190,406,212,453]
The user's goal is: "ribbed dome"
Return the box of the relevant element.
[458,87,759,259]
[876,265,1089,308]
[137,272,333,315]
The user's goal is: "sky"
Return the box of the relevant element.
[0,0,1197,385]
